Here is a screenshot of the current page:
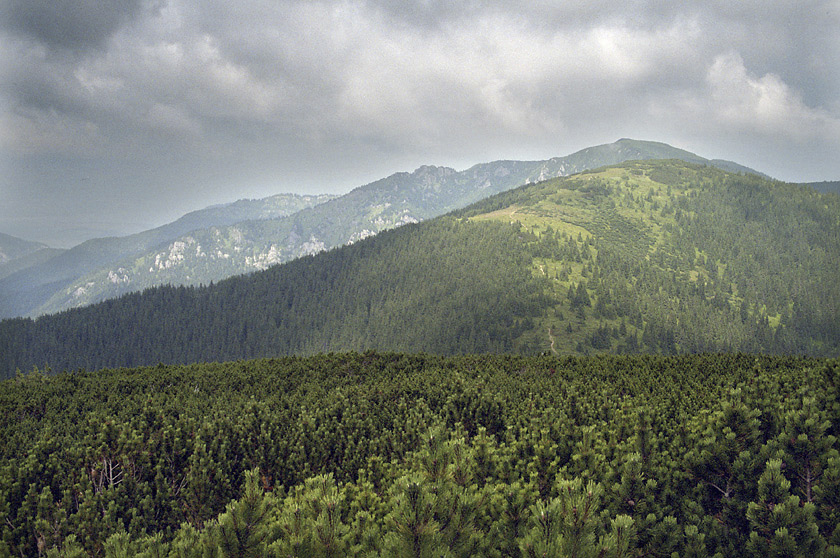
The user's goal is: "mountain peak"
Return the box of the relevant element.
[413,164,456,176]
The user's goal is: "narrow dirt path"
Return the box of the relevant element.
[547,327,558,355]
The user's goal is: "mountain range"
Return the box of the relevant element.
[0,139,763,319]
[0,194,333,318]
[0,233,61,282]
[2,157,838,377]
[807,180,840,195]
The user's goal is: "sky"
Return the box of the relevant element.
[1,1,839,247]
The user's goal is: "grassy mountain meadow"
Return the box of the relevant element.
[0,139,762,320]
[2,159,838,377]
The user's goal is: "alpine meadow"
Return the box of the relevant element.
[2,157,840,557]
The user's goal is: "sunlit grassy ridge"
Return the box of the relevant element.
[464,160,840,355]
[470,163,699,353]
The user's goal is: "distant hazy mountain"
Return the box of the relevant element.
[0,139,764,318]
[3,159,836,377]
[804,181,840,195]
[0,233,50,264]
[0,233,64,281]
[0,194,334,318]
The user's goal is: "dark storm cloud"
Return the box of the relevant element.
[1,0,838,246]
[1,0,161,52]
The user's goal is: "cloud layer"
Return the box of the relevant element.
[1,0,839,246]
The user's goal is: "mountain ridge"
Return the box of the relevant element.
[0,139,766,319]
[0,232,52,264]
[0,233,64,282]
[0,193,334,318]
[3,159,837,377]
[805,180,840,195]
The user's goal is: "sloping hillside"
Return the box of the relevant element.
[464,161,839,355]
[2,160,837,377]
[0,233,63,281]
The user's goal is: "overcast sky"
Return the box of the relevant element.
[2,1,839,247]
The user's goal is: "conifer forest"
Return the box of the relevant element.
[2,353,839,557]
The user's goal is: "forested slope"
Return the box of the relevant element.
[0,219,548,376]
[1,160,839,377]
[1,353,838,556]
[463,160,840,356]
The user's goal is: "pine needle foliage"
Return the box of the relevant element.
[0,352,838,556]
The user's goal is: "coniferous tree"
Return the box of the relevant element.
[519,478,605,558]
[43,535,86,558]
[486,481,535,558]
[685,390,764,553]
[382,475,443,558]
[775,396,837,505]
[599,514,636,558]
[745,458,824,558]
[209,469,275,558]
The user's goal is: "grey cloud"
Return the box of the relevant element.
[1,0,161,52]
[4,0,837,155]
